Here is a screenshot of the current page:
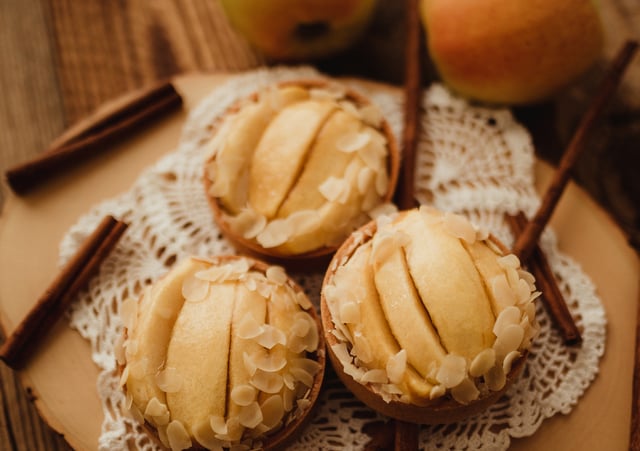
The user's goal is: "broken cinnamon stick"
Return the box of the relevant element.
[5,80,183,195]
[394,0,424,210]
[506,212,581,345]
[0,215,128,369]
[512,40,639,262]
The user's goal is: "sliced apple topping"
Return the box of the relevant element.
[122,256,322,450]
[323,208,540,406]
[204,82,397,257]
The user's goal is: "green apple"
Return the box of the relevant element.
[420,0,605,104]
[220,0,378,61]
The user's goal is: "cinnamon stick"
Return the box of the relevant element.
[393,0,424,448]
[512,40,639,262]
[5,80,183,195]
[506,212,581,345]
[631,283,640,451]
[0,215,128,369]
[394,0,424,210]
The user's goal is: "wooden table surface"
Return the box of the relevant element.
[0,1,639,450]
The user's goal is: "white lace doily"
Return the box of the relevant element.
[60,66,606,450]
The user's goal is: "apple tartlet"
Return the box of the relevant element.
[321,207,540,424]
[203,80,399,261]
[118,255,325,450]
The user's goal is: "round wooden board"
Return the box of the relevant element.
[0,73,638,450]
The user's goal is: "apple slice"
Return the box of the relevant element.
[227,282,268,423]
[165,281,236,432]
[124,257,209,413]
[277,109,362,217]
[248,99,336,218]
[213,86,309,214]
[398,211,495,359]
[371,239,446,379]
[337,243,434,401]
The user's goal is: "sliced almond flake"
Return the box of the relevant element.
[120,297,138,331]
[227,208,268,240]
[124,338,139,359]
[475,227,490,241]
[182,275,210,303]
[319,176,350,203]
[336,131,371,153]
[469,348,496,377]
[115,334,127,365]
[283,372,296,390]
[144,397,169,418]
[239,402,264,429]
[289,366,315,387]
[291,313,311,337]
[361,368,388,384]
[210,415,228,435]
[156,367,183,393]
[429,384,446,400]
[231,384,258,407]
[485,365,506,391]
[494,324,525,358]
[195,266,230,283]
[524,302,537,322]
[256,219,291,248]
[285,209,321,236]
[237,314,265,340]
[375,168,389,197]
[516,279,533,304]
[167,420,192,451]
[339,300,360,324]
[338,99,360,117]
[491,274,517,307]
[291,357,321,376]
[265,265,287,285]
[282,386,295,412]
[383,383,404,395]
[370,231,398,266]
[301,321,319,352]
[157,425,170,448]
[260,394,285,429]
[251,369,284,393]
[252,347,288,373]
[359,104,383,128]
[486,238,503,255]
[443,212,476,244]
[503,350,521,374]
[256,280,275,299]
[357,167,375,194]
[386,350,407,384]
[451,377,480,405]
[436,354,467,389]
[498,254,521,270]
[331,343,352,366]
[506,267,520,290]
[528,289,542,302]
[297,398,312,411]
[256,324,287,349]
[119,365,130,388]
[368,202,398,220]
[193,419,224,450]
[352,330,374,364]
[295,290,313,310]
[223,416,244,442]
[243,351,258,377]
[493,306,522,337]
[518,269,537,290]
[342,359,366,382]
[358,143,385,172]
[331,328,347,342]
[310,86,346,101]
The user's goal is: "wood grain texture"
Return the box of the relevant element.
[0,1,639,450]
